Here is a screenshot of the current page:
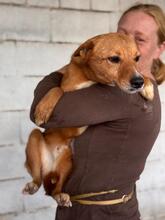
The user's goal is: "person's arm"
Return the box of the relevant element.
[30,79,130,128]
[30,71,63,123]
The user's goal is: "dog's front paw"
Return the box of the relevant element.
[22,182,39,195]
[53,193,72,207]
[34,88,63,126]
[34,103,54,126]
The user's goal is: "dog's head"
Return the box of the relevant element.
[72,33,149,95]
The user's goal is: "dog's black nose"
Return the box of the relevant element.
[130,76,144,89]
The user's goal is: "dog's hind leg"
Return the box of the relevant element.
[22,129,44,195]
[52,147,73,207]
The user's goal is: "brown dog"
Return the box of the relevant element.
[22,33,153,207]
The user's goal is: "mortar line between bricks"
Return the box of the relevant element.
[58,0,61,8]
[0,206,55,217]
[0,176,25,182]
[0,39,80,44]
[89,0,92,10]
[0,2,26,7]
[0,109,28,113]
[0,1,127,16]
[137,187,165,194]
[0,74,43,78]
[0,3,118,13]
[24,75,46,77]
[49,7,52,43]
[0,144,14,148]
[50,7,116,13]
[0,3,58,10]
[25,0,28,6]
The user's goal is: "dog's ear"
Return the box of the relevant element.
[72,40,94,64]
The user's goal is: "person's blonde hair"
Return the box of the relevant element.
[119,4,165,85]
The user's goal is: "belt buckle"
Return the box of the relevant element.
[122,194,129,203]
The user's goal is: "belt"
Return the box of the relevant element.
[70,190,134,205]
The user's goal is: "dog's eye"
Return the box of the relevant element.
[135,55,140,62]
[108,56,120,63]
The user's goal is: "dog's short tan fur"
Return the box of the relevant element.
[23,33,153,207]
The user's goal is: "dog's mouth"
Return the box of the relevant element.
[122,75,144,94]
[128,86,143,93]
[118,85,143,94]
[108,83,143,94]
[116,75,144,94]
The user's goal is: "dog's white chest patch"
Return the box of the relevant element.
[75,81,96,90]
[41,145,67,175]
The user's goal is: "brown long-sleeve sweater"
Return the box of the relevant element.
[30,72,161,197]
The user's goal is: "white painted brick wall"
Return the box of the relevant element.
[148,132,165,161]
[23,185,55,212]
[0,76,39,111]
[0,179,24,214]
[15,42,78,76]
[0,41,78,76]
[0,145,25,179]
[0,42,17,76]
[137,187,165,219]
[137,159,165,191]
[0,208,55,220]
[0,112,20,146]
[0,0,25,4]
[0,6,50,42]
[159,86,165,103]
[27,0,59,8]
[51,10,110,43]
[91,0,120,11]
[109,12,123,32]
[60,0,90,10]
[0,1,165,220]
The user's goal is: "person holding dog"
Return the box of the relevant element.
[30,4,165,220]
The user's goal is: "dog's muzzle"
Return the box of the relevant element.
[130,75,144,91]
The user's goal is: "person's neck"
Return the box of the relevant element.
[142,71,155,81]
[138,65,155,81]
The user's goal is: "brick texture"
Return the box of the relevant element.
[0,41,78,76]
[0,112,20,145]
[0,0,25,4]
[0,145,25,180]
[137,159,165,191]
[60,0,90,9]
[0,76,39,111]
[51,10,110,43]
[148,132,165,161]
[23,184,55,211]
[0,42,16,76]
[15,42,78,76]
[137,187,165,219]
[0,208,55,220]
[0,6,50,42]
[91,0,120,11]
[0,179,24,214]
[27,0,59,8]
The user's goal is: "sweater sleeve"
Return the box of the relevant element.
[30,72,130,128]
[39,84,130,129]
[30,71,63,123]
